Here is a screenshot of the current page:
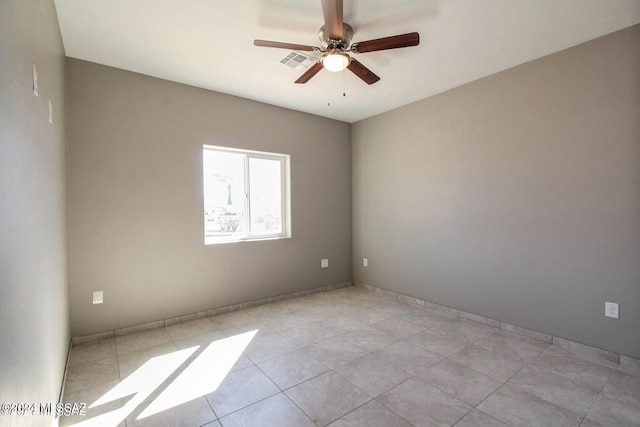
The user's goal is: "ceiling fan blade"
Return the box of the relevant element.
[347,58,380,85]
[321,0,343,40]
[254,39,317,51]
[295,61,324,84]
[352,32,420,53]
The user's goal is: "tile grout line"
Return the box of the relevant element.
[409,320,564,425]
[325,306,489,425]
[329,307,470,427]
[278,391,317,427]
[578,366,617,426]
[372,374,444,427]
[214,388,281,424]
[421,334,512,423]
[469,338,606,426]
[265,306,423,426]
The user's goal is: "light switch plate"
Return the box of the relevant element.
[321,259,329,268]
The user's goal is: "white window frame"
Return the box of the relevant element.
[203,145,291,245]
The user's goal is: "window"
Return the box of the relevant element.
[203,145,290,244]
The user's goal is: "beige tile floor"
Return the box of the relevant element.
[61,286,640,427]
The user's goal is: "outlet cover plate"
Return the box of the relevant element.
[605,301,619,319]
[93,291,104,304]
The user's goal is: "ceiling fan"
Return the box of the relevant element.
[254,0,420,85]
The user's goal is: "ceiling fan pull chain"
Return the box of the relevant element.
[343,69,346,97]
[327,70,331,107]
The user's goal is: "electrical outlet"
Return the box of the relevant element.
[363,258,368,267]
[321,259,329,268]
[605,301,619,319]
[93,291,104,305]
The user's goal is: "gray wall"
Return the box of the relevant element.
[352,25,640,358]
[66,59,352,336]
[0,0,70,422]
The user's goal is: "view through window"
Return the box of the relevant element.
[203,146,290,244]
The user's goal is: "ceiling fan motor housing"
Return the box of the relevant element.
[319,23,353,50]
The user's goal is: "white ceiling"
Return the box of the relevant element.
[54,0,640,123]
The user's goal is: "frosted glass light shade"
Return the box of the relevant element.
[322,53,351,72]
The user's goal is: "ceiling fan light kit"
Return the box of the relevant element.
[254,0,420,85]
[322,52,351,72]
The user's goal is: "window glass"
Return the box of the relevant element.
[203,146,289,244]
[249,157,283,236]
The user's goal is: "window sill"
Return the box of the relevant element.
[204,235,291,245]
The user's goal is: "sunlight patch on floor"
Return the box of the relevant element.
[66,330,257,426]
[137,330,257,419]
